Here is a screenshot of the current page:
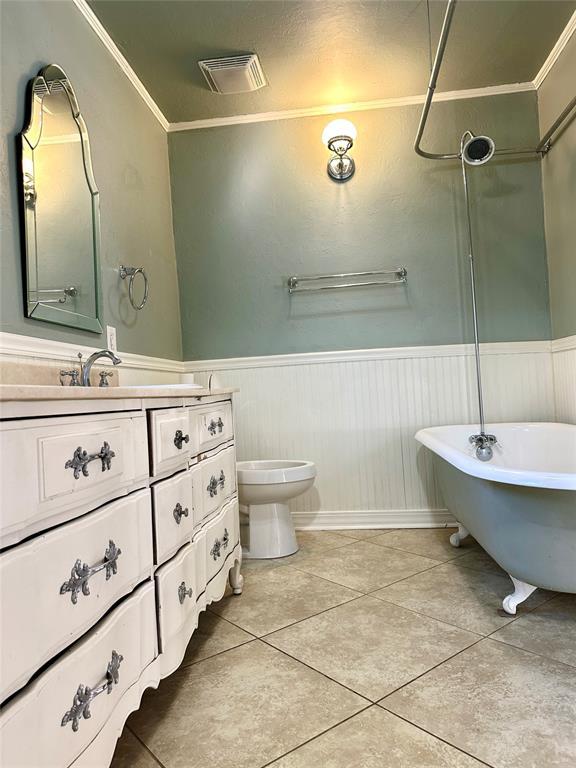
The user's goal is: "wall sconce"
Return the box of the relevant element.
[322,119,357,181]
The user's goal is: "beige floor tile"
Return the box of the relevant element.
[110,729,161,768]
[240,530,355,571]
[291,540,440,593]
[181,611,254,667]
[269,706,484,767]
[373,562,551,635]
[370,528,478,562]
[491,593,576,667]
[129,641,366,768]
[208,564,361,636]
[265,595,478,700]
[382,639,576,768]
[452,547,506,575]
[336,529,393,540]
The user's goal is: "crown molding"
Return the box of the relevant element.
[71,0,169,131]
[167,82,535,132]
[533,10,576,89]
[72,0,573,133]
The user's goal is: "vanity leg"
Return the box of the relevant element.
[229,554,244,596]
[449,523,470,548]
[502,576,537,615]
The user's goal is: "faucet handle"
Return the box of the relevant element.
[60,370,80,386]
[98,371,114,388]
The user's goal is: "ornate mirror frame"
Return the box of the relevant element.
[19,64,103,333]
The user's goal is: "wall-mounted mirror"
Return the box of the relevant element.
[19,64,102,333]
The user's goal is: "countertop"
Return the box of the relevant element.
[0,384,237,401]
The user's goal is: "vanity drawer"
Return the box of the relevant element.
[195,401,233,453]
[149,407,198,477]
[204,497,239,585]
[0,489,153,703]
[155,534,206,657]
[199,445,237,520]
[0,582,157,768]
[0,412,148,548]
[152,466,202,566]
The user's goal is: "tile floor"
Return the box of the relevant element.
[111,529,576,768]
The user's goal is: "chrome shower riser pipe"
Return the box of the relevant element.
[460,133,497,460]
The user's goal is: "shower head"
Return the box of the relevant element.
[462,134,495,166]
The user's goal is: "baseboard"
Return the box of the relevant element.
[292,509,456,530]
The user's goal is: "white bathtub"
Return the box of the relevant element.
[416,423,576,614]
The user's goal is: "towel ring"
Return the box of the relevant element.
[119,265,149,310]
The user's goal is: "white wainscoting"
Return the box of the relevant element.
[184,341,555,529]
[2,332,569,528]
[0,332,183,386]
[552,336,576,424]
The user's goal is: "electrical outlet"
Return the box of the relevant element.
[106,325,117,352]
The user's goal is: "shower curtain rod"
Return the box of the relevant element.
[414,0,576,161]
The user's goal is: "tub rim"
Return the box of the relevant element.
[415,422,576,491]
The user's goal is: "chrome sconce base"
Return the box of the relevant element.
[324,129,356,182]
[327,154,355,181]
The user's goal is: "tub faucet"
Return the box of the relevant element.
[79,350,122,386]
[469,432,497,462]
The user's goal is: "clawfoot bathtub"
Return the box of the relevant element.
[416,423,576,614]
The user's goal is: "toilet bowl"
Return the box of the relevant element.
[237,460,316,559]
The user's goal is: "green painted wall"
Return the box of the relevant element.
[170,92,550,360]
[0,0,182,359]
[539,34,576,340]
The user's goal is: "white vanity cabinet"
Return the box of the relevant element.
[0,388,243,768]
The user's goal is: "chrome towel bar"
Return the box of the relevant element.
[287,267,407,294]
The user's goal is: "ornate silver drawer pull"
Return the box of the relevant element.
[174,429,190,450]
[65,441,115,479]
[210,528,230,561]
[173,502,189,525]
[207,470,226,497]
[178,581,193,604]
[60,540,122,604]
[208,417,224,436]
[61,650,123,732]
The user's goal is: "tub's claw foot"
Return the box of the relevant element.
[449,524,470,548]
[502,576,537,615]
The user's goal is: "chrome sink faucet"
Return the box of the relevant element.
[78,350,122,386]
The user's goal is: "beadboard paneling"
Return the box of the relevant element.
[553,338,576,424]
[189,344,555,526]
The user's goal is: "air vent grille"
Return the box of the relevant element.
[198,54,267,94]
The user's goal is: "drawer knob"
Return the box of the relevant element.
[178,581,193,604]
[210,528,230,561]
[207,470,226,498]
[173,502,189,524]
[60,539,122,605]
[208,417,224,436]
[65,441,115,479]
[174,430,190,450]
[61,650,123,732]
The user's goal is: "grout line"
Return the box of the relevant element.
[178,635,258,670]
[369,592,486,638]
[258,593,367,640]
[377,634,487,701]
[257,704,375,768]
[259,638,374,704]
[126,726,167,768]
[376,709,496,768]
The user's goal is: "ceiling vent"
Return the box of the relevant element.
[198,54,267,94]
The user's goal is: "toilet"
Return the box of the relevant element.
[236,460,317,559]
